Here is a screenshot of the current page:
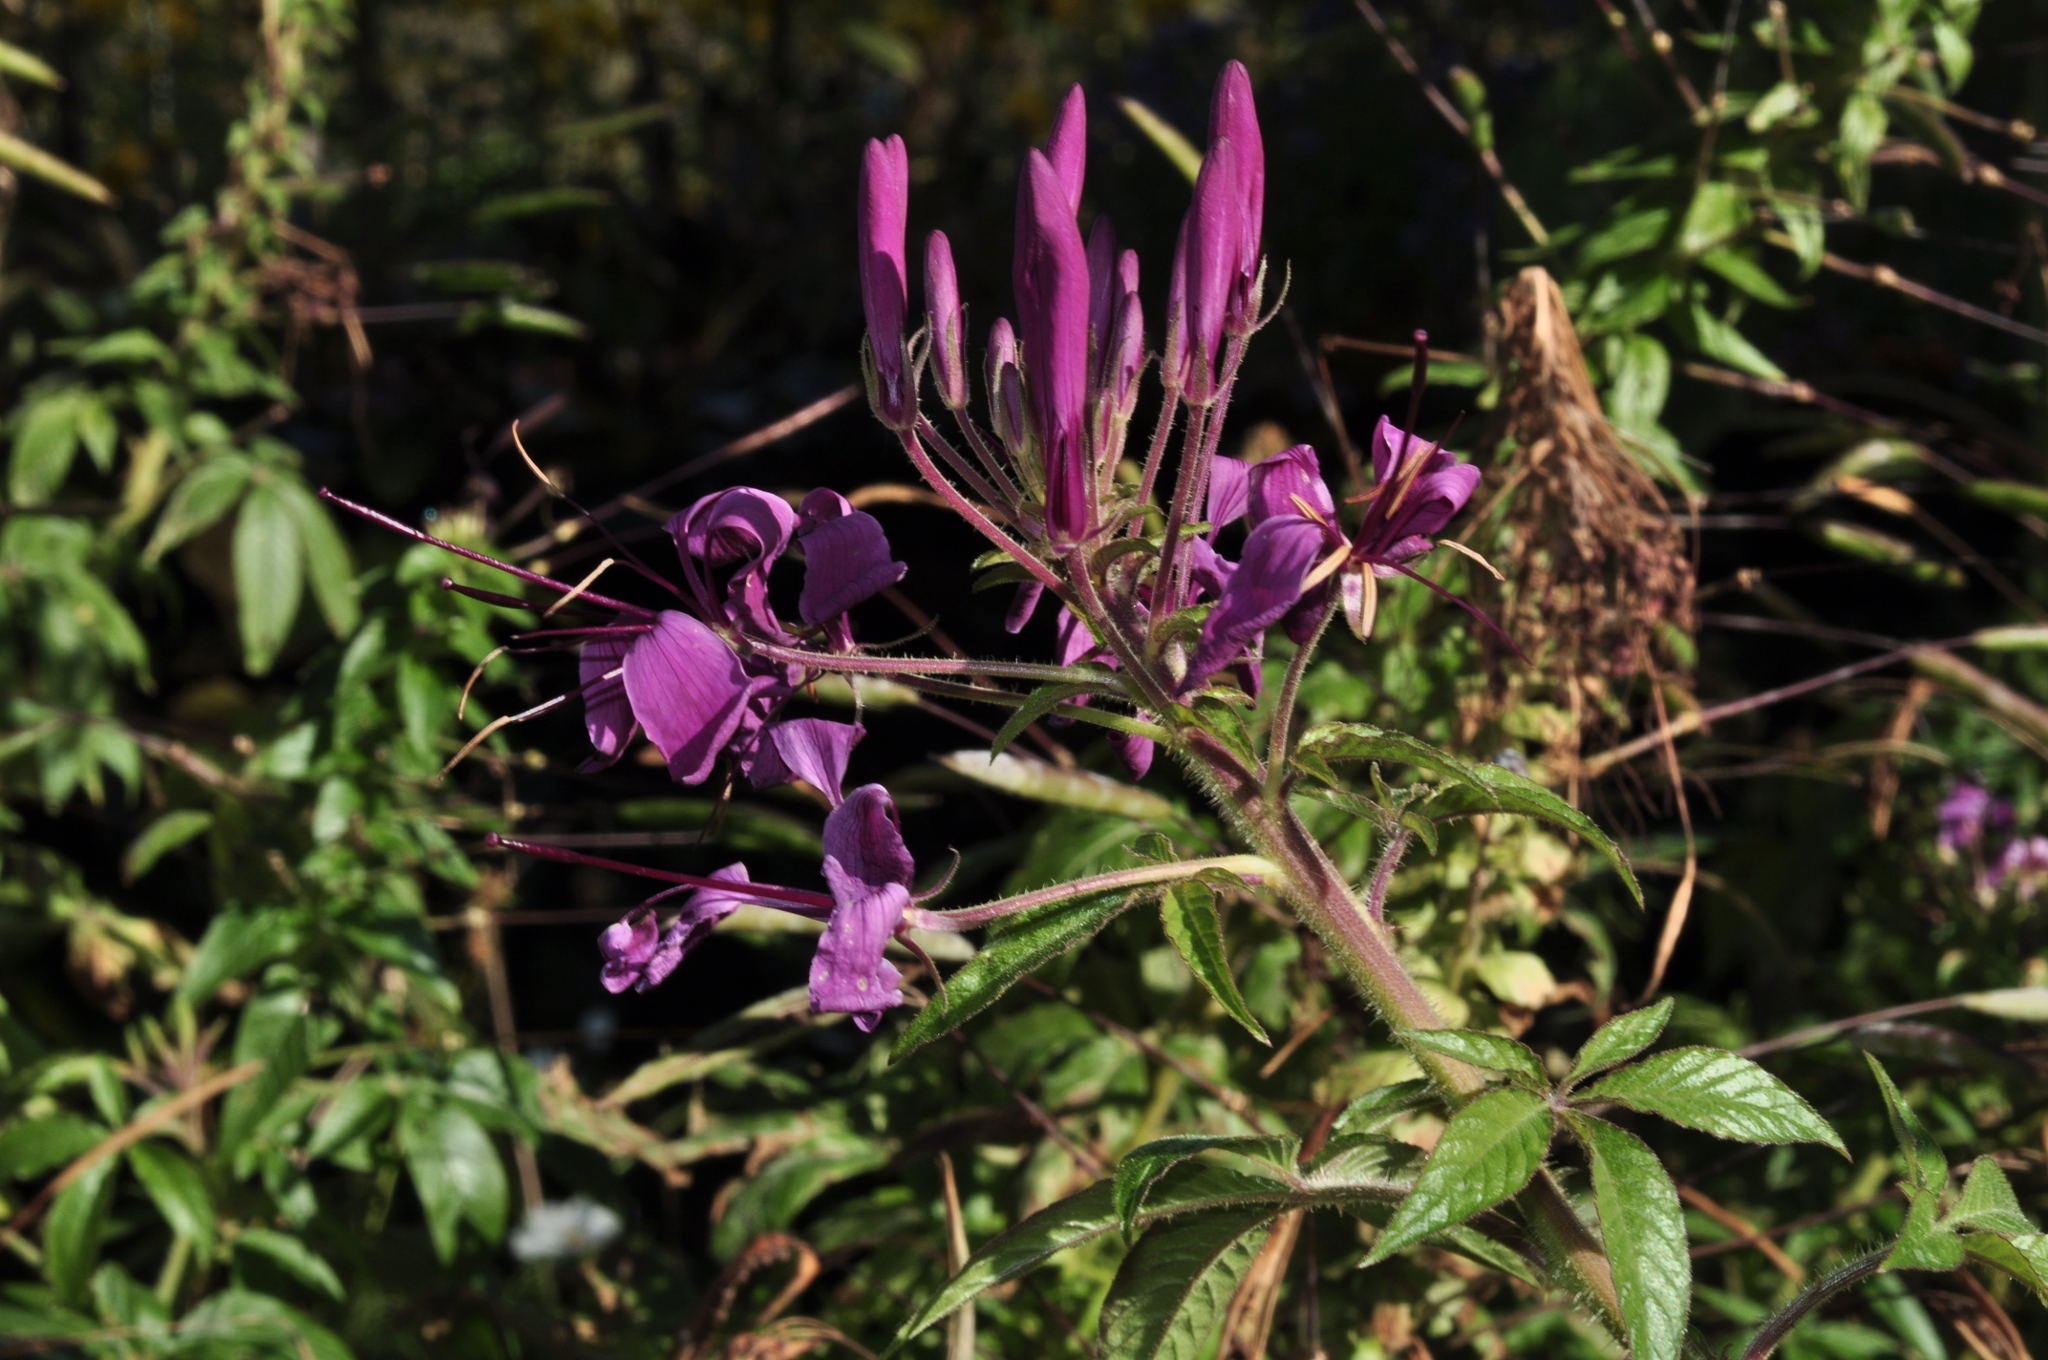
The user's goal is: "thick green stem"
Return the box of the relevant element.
[1179,728,1629,1340]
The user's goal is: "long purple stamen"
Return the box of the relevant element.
[483,833,837,913]
[319,489,658,620]
[441,579,596,616]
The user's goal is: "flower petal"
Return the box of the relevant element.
[580,630,635,759]
[795,489,907,625]
[1247,444,1334,526]
[1183,514,1330,692]
[623,611,762,785]
[812,784,912,1029]
[1044,85,1087,215]
[1206,455,1251,534]
[599,907,662,994]
[750,719,864,803]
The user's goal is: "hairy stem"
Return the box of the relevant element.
[908,854,1279,929]
[896,428,1069,596]
[744,639,1122,689]
[1264,599,1335,800]
[1131,392,1182,532]
[1740,1250,1888,1360]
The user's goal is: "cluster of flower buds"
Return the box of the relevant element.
[857,65,1265,556]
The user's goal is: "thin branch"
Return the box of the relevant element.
[953,1032,1106,1177]
[1762,232,2048,347]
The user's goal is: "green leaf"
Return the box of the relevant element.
[0,40,63,88]
[42,1159,116,1305]
[179,1289,355,1360]
[1604,332,1671,434]
[1364,1088,1552,1264]
[1581,1047,1844,1152]
[893,891,1143,1058]
[1159,883,1268,1043]
[127,1141,214,1256]
[9,388,82,507]
[1295,724,1641,906]
[1567,998,1674,1086]
[710,1132,892,1260]
[399,1101,509,1263]
[145,454,252,561]
[1113,1135,1299,1241]
[1964,481,2048,522]
[0,129,113,204]
[1885,1189,1963,1271]
[1678,181,1751,256]
[1401,1029,1546,1087]
[121,810,214,883]
[1580,207,1672,268]
[74,395,116,472]
[938,749,1177,822]
[1950,1157,2035,1236]
[0,1114,106,1181]
[1434,1224,1544,1288]
[1098,1208,1275,1360]
[76,329,174,368]
[1687,301,1786,381]
[1700,246,1799,308]
[232,482,305,676]
[1569,1114,1689,1360]
[989,683,1102,759]
[274,478,360,637]
[306,1078,395,1160]
[177,909,304,1005]
[1116,96,1202,183]
[1864,1054,1946,1191]
[1331,1080,1437,1137]
[218,992,310,1156]
[1957,987,2048,1020]
[1964,1233,2048,1302]
[234,1228,344,1300]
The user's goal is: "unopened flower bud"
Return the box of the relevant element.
[925,230,969,410]
[858,136,916,429]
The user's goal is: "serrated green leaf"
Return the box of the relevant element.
[121,809,213,883]
[1331,1080,1437,1137]
[1099,1208,1274,1360]
[235,1228,343,1300]
[1113,1135,1299,1240]
[127,1141,214,1256]
[232,482,304,676]
[893,891,1142,1058]
[1567,998,1675,1086]
[399,1101,508,1263]
[1365,1088,1552,1264]
[9,387,82,507]
[1865,1054,1946,1191]
[1581,1047,1844,1151]
[1570,1114,1688,1360]
[1964,1233,2048,1302]
[274,477,359,637]
[1295,724,1640,906]
[1160,883,1268,1043]
[1949,1157,2034,1236]
[1885,1189,1963,1271]
[145,455,251,561]
[1401,1029,1546,1087]
[989,683,1100,759]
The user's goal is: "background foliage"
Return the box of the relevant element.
[4,0,2048,1356]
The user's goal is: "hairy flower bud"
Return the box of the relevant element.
[925,230,969,410]
[858,136,915,429]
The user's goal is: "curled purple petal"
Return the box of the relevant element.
[795,488,906,625]
[1112,731,1155,781]
[1183,515,1333,693]
[812,784,912,1029]
[1248,444,1335,526]
[600,864,766,994]
[1015,149,1092,543]
[599,907,663,994]
[624,611,767,785]
[750,719,864,803]
[674,488,799,637]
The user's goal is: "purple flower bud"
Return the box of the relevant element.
[1087,215,1119,383]
[859,135,916,429]
[600,865,761,993]
[1209,61,1265,333]
[925,230,969,410]
[1005,580,1046,634]
[987,317,1029,457]
[1106,286,1145,423]
[812,784,912,1030]
[1161,223,1191,394]
[1014,149,1092,544]
[795,488,907,625]
[1179,134,1242,406]
[1045,85,1087,214]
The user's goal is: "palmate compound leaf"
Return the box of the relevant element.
[1565,996,1674,1088]
[1401,1028,1548,1088]
[893,890,1144,1059]
[890,1158,1417,1353]
[1864,1053,1947,1191]
[1098,1207,1276,1360]
[1158,882,1269,1043]
[1113,1135,1299,1241]
[1565,1113,1689,1360]
[1580,1047,1845,1153]
[1293,723,1641,906]
[1363,1088,1553,1265]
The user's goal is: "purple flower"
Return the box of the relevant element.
[795,489,907,628]
[860,135,916,429]
[615,611,776,784]
[1993,836,2048,901]
[1352,416,1483,570]
[600,864,764,994]
[1014,149,1093,544]
[675,487,798,640]
[926,231,969,411]
[1939,782,2011,854]
[812,784,913,1030]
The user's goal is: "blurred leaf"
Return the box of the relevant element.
[121,810,214,883]
[1098,1207,1274,1360]
[42,1159,116,1305]
[9,387,83,507]
[1581,1048,1844,1151]
[0,1116,104,1182]
[1959,987,2048,1020]
[179,1289,355,1360]
[235,1228,344,1300]
[1365,1088,1552,1264]
[843,23,922,83]
[399,1100,509,1263]
[0,129,112,204]
[472,186,610,223]
[1678,181,1750,255]
[77,329,174,368]
[1472,951,1557,1009]
[145,454,252,560]
[178,910,304,1005]
[1700,247,1799,308]
[894,890,1144,1058]
[1117,97,1202,183]
[1685,302,1786,381]
[1568,1114,1688,1360]
[1401,1029,1545,1087]
[941,749,1176,821]
[218,992,310,1155]
[710,1131,891,1260]
[1566,998,1674,1086]
[1159,883,1267,1043]
[232,482,304,676]
[0,40,62,88]
[306,1078,395,1160]
[127,1140,214,1255]
[275,478,359,637]
[1580,207,1671,268]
